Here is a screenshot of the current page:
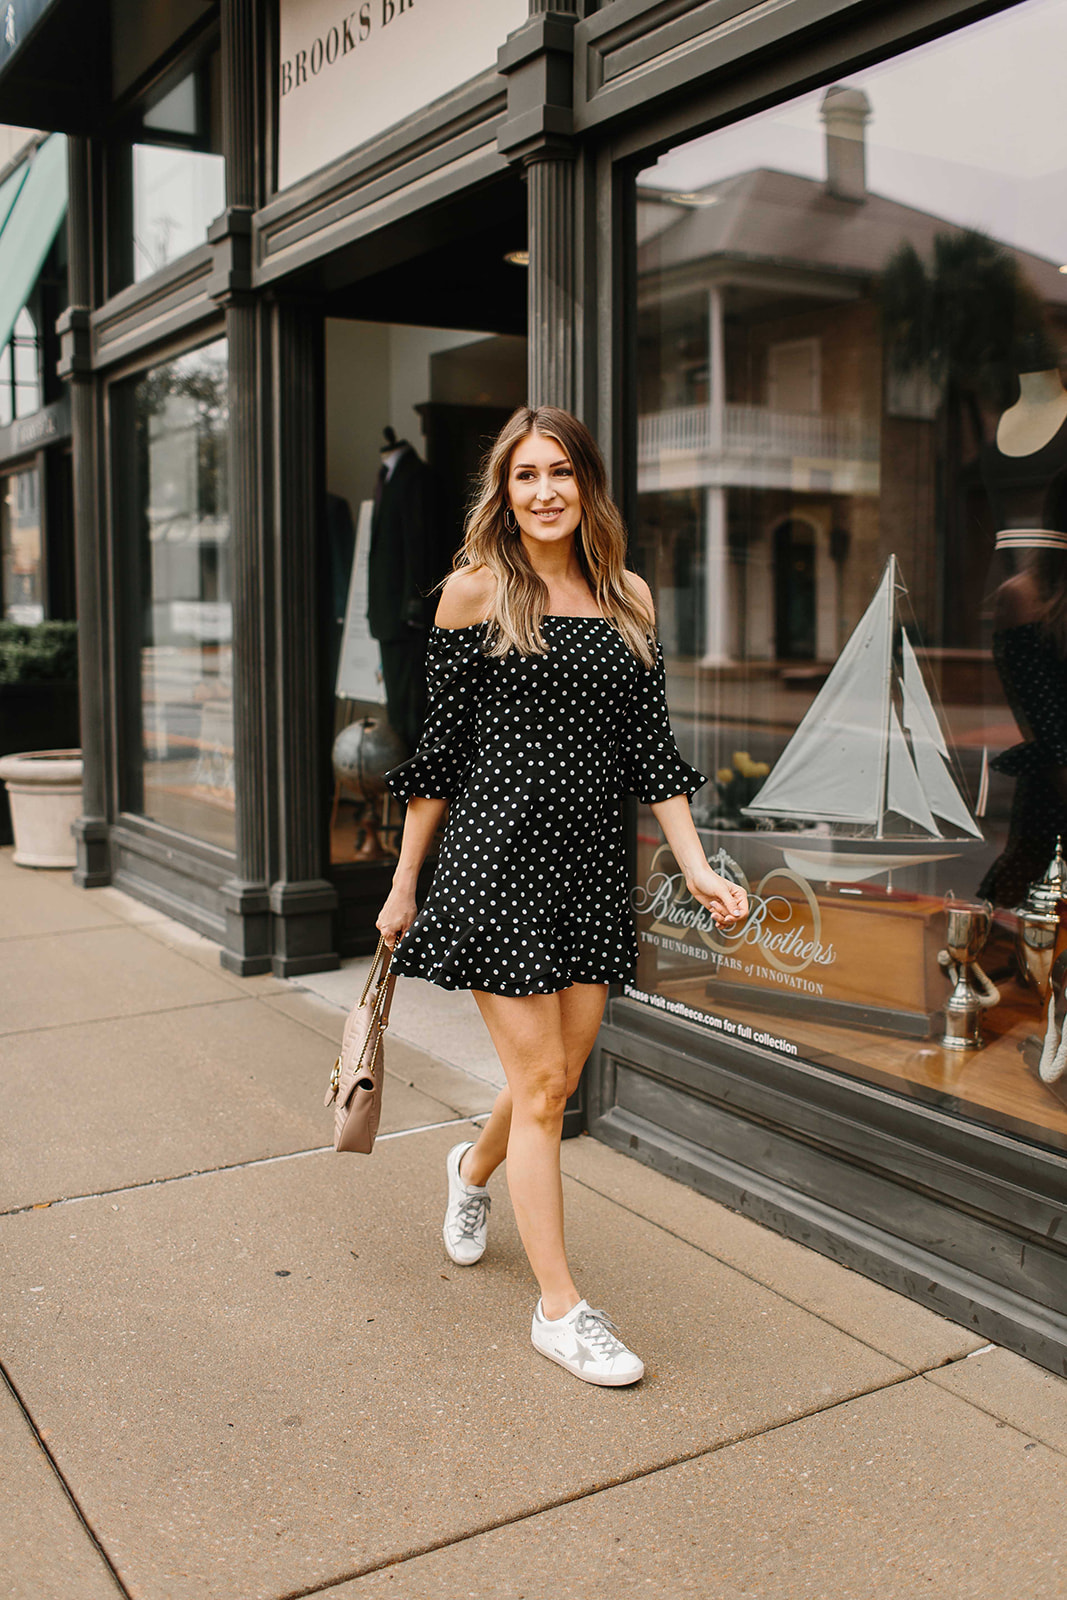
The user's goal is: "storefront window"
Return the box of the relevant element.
[129,338,233,849]
[325,319,527,867]
[129,57,225,284]
[1,467,43,624]
[0,308,42,426]
[631,0,1067,1153]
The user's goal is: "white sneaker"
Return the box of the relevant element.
[443,1142,491,1266]
[531,1298,645,1387]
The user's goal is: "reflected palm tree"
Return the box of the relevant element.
[882,230,1053,642]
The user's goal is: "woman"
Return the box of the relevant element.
[376,406,747,1387]
[979,542,1067,907]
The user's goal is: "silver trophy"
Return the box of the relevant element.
[938,897,999,1051]
[1015,837,1066,998]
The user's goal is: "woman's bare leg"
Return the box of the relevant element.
[465,983,608,1319]
[461,982,608,1187]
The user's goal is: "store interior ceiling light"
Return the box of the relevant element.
[504,249,529,267]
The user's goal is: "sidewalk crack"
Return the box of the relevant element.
[1,1362,131,1597]
[272,1371,918,1599]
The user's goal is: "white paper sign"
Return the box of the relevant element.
[277,0,528,190]
[336,501,387,703]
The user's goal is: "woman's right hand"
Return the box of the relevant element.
[376,877,418,951]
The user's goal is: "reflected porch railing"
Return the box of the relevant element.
[638,403,881,463]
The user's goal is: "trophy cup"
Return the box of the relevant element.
[938,897,999,1050]
[1014,837,1066,998]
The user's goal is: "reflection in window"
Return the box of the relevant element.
[1,468,43,624]
[631,0,1067,1154]
[133,339,234,849]
[0,308,42,426]
[130,57,225,284]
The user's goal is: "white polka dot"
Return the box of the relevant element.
[383,616,706,995]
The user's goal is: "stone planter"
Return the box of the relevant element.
[0,748,83,868]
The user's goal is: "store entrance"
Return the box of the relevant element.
[318,198,527,952]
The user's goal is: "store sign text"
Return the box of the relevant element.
[622,985,799,1057]
[279,3,404,99]
[277,0,528,190]
[631,847,838,980]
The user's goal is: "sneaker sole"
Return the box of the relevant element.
[531,1339,644,1387]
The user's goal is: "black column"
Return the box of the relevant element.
[214,0,272,972]
[59,135,110,887]
[526,153,576,410]
[497,3,578,411]
[268,298,339,976]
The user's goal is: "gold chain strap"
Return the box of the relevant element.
[329,935,395,1098]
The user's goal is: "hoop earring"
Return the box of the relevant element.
[504,508,518,533]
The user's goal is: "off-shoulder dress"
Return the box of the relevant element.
[383,615,707,995]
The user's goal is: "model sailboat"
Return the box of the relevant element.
[742,556,983,883]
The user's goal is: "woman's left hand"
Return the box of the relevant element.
[685,862,749,928]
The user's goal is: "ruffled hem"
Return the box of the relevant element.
[390,907,636,995]
[631,751,709,805]
[384,738,470,806]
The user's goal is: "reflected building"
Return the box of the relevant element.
[636,85,1067,668]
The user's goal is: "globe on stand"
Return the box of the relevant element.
[331,716,408,859]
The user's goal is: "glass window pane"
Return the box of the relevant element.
[134,338,234,850]
[631,0,1067,1154]
[132,143,226,281]
[0,345,12,429]
[1,468,44,624]
[142,73,198,135]
[12,309,40,419]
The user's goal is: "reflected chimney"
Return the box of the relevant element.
[820,84,871,203]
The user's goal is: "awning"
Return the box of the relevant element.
[0,132,67,353]
[0,160,29,237]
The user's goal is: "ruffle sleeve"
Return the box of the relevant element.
[620,635,708,804]
[384,624,486,805]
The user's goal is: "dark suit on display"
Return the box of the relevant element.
[367,445,442,754]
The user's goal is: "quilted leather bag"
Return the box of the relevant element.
[324,935,396,1154]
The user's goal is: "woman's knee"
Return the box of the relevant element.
[512,1063,569,1127]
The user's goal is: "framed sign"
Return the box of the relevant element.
[277,0,528,190]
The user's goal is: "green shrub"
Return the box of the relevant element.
[0,621,79,686]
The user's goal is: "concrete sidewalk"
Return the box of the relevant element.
[1,847,1065,1600]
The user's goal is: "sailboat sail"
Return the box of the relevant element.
[900,634,982,838]
[887,703,940,834]
[743,564,893,825]
[743,558,982,842]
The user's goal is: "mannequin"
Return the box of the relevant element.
[982,337,1067,544]
[367,426,443,755]
[978,346,1067,907]
[995,367,1067,458]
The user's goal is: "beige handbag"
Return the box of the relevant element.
[324,935,396,1154]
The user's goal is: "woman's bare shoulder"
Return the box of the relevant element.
[434,566,497,629]
[622,570,655,628]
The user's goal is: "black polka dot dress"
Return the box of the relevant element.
[383,616,707,995]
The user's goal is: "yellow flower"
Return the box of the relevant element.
[752,762,770,778]
[716,767,735,785]
[733,750,755,776]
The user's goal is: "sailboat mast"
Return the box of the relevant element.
[875,555,897,843]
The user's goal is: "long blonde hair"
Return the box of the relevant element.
[448,406,656,667]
